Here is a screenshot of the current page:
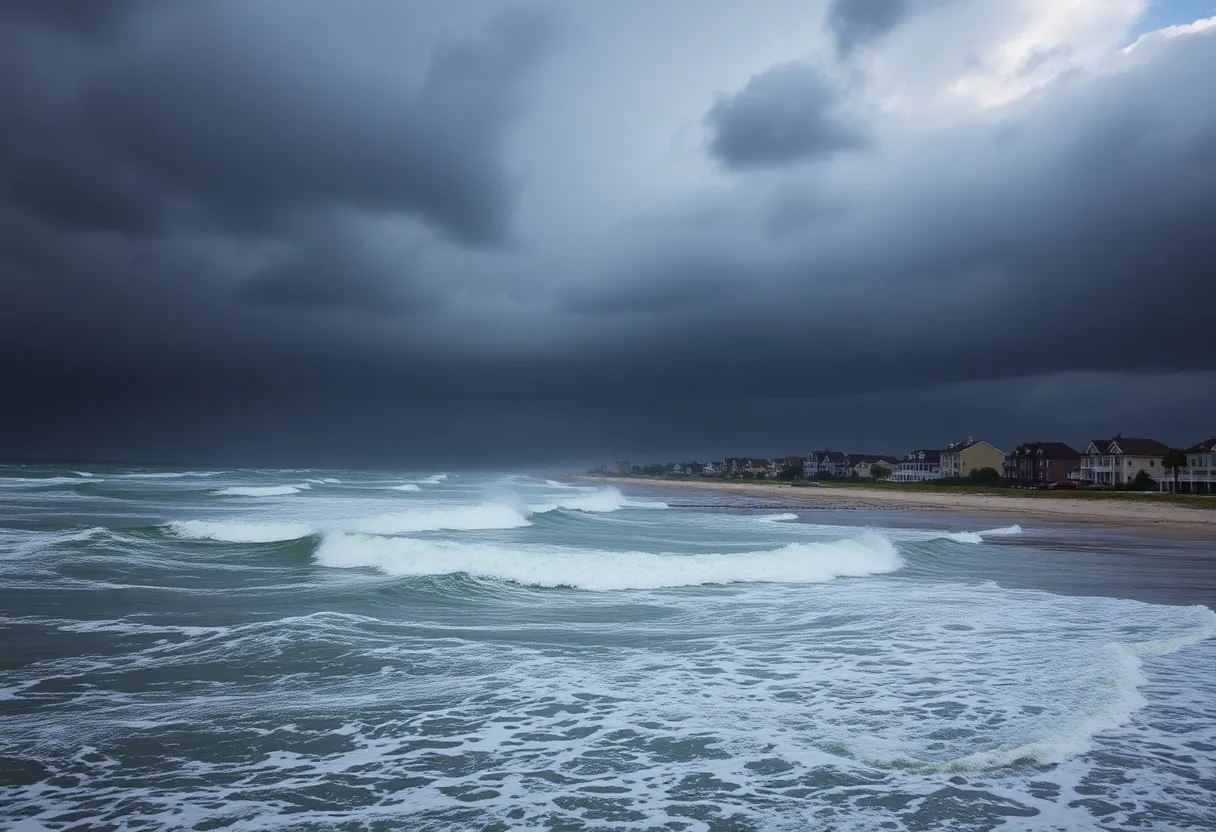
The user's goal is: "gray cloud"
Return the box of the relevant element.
[705,63,867,169]
[1,4,550,246]
[1,2,1214,466]
[825,0,910,54]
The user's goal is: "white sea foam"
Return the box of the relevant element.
[760,513,800,522]
[120,471,224,479]
[313,531,903,590]
[168,520,315,543]
[212,484,310,497]
[0,476,86,487]
[391,483,421,492]
[530,486,668,514]
[415,474,449,485]
[305,478,342,485]
[941,525,1024,544]
[73,472,95,477]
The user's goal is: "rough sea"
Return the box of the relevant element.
[2,464,1215,831]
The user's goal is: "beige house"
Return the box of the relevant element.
[939,439,1005,479]
[1080,436,1171,487]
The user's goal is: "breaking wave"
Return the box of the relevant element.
[212,484,311,497]
[169,520,315,544]
[940,525,1024,544]
[313,531,903,591]
[761,513,800,522]
[530,486,668,514]
[391,483,422,492]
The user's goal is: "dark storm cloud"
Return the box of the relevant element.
[1,2,1215,466]
[825,0,910,54]
[0,0,145,38]
[0,3,550,246]
[705,63,867,168]
[238,217,437,314]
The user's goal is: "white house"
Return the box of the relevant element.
[892,449,942,483]
[1160,437,1216,494]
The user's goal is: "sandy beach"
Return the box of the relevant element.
[581,476,1216,537]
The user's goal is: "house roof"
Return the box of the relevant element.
[850,453,897,465]
[819,451,849,464]
[1185,438,1216,454]
[1010,442,1081,459]
[902,449,941,464]
[943,438,1003,454]
[1108,437,1172,457]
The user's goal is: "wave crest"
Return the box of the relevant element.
[313,531,903,590]
[212,484,310,497]
[531,486,667,514]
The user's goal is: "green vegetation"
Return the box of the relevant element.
[815,479,1213,508]
[968,467,1003,487]
[1162,448,1189,494]
[871,464,892,481]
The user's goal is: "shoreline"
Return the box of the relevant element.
[578,476,1216,539]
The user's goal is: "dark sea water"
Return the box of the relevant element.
[1,464,1214,831]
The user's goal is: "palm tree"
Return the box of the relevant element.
[1162,448,1189,494]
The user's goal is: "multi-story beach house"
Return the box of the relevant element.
[768,457,804,477]
[892,449,941,482]
[939,439,1005,479]
[613,461,631,475]
[726,458,771,476]
[1160,438,1216,494]
[1003,442,1082,485]
[802,456,819,478]
[815,451,852,478]
[849,454,900,479]
[1079,436,1171,487]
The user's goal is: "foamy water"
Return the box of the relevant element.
[1,464,1214,831]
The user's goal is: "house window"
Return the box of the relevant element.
[1150,460,1154,467]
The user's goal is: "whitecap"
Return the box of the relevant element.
[313,531,903,590]
[168,520,315,543]
[391,483,422,492]
[212,484,310,497]
[531,486,668,514]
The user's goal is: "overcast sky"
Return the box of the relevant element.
[2,0,1214,467]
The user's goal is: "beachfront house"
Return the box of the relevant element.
[613,460,631,475]
[802,456,818,478]
[702,461,724,477]
[850,454,900,479]
[816,451,851,477]
[769,456,803,477]
[892,449,941,482]
[1003,442,1082,485]
[1160,438,1216,494]
[1079,436,1171,487]
[939,439,1005,479]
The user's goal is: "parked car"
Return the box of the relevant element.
[1046,480,1078,490]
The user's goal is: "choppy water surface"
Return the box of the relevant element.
[2,465,1214,831]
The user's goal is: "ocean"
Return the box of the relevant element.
[1,464,1214,831]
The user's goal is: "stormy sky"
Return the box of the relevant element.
[2,0,1215,467]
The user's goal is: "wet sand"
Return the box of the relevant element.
[579,477,1216,538]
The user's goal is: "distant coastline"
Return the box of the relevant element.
[577,476,1216,538]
